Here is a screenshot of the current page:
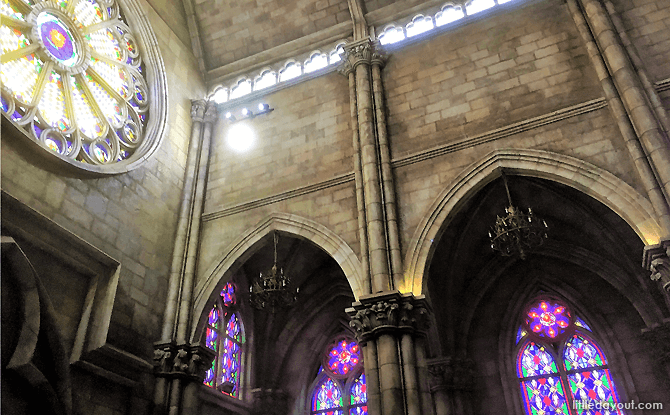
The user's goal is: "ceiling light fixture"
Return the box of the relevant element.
[489,171,548,260]
[249,231,299,313]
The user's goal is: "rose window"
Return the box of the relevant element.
[524,299,572,339]
[324,338,361,377]
[1,0,154,169]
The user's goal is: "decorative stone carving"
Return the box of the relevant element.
[152,342,215,383]
[346,291,430,342]
[643,239,670,292]
[339,38,386,75]
[204,101,218,124]
[427,357,476,391]
[190,100,206,122]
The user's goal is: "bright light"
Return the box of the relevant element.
[225,112,232,119]
[226,122,255,152]
[241,108,251,117]
[258,103,268,111]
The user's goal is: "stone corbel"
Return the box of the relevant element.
[152,342,215,383]
[190,99,206,122]
[346,291,430,343]
[643,239,670,292]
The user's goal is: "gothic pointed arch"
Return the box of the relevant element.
[191,213,364,342]
[403,148,663,296]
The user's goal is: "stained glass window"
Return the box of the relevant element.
[311,338,366,414]
[204,282,243,398]
[515,297,625,415]
[1,0,151,167]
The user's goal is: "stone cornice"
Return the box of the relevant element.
[346,291,431,343]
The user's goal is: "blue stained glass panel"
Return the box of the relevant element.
[221,338,240,396]
[526,300,571,339]
[568,369,623,414]
[312,377,343,411]
[564,334,606,371]
[221,282,236,306]
[206,328,217,351]
[226,313,241,342]
[574,316,592,332]
[516,326,528,344]
[327,339,360,376]
[349,407,368,415]
[350,373,366,405]
[208,306,219,328]
[517,342,558,378]
[520,376,570,415]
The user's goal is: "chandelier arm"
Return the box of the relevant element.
[501,170,514,207]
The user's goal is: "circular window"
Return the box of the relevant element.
[1,0,166,173]
[322,337,361,377]
[523,298,573,340]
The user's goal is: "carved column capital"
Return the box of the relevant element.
[643,238,670,292]
[346,291,431,343]
[204,101,219,124]
[190,100,207,122]
[339,38,385,75]
[152,342,215,383]
[427,357,476,392]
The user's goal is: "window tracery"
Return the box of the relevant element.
[1,0,159,170]
[515,297,625,415]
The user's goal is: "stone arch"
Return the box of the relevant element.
[190,212,364,342]
[402,148,663,295]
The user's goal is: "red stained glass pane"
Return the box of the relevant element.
[206,327,217,351]
[226,313,241,342]
[517,342,558,378]
[564,334,606,371]
[526,300,572,339]
[312,377,343,411]
[327,339,360,376]
[221,282,236,306]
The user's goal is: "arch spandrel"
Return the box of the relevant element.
[401,148,663,296]
[190,212,364,342]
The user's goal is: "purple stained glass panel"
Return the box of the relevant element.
[568,369,623,414]
[575,316,592,332]
[564,334,606,371]
[226,313,241,342]
[221,282,236,306]
[520,376,569,415]
[312,377,343,411]
[221,338,240,396]
[526,300,571,339]
[203,360,215,387]
[516,326,527,344]
[349,407,368,415]
[350,373,366,405]
[206,328,217,351]
[208,306,219,328]
[517,342,558,378]
[327,339,360,376]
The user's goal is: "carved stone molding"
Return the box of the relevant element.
[427,356,476,392]
[190,100,207,122]
[152,342,215,382]
[339,38,386,75]
[346,291,430,343]
[643,239,670,292]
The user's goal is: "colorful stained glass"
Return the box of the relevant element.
[85,72,123,126]
[73,0,104,27]
[226,313,241,342]
[350,373,366,405]
[70,75,104,138]
[88,28,122,61]
[327,339,360,376]
[574,316,592,332]
[37,12,79,67]
[563,334,606,371]
[526,300,571,339]
[206,328,218,351]
[1,0,25,20]
[221,282,236,306]
[90,58,130,98]
[349,407,367,415]
[568,370,623,414]
[221,338,240,396]
[312,377,343,411]
[208,306,220,328]
[0,26,30,54]
[517,342,558,378]
[520,376,570,415]
[1,53,42,104]
[204,361,215,387]
[1,96,10,112]
[516,326,528,344]
[39,71,71,131]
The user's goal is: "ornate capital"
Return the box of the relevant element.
[427,357,476,391]
[338,38,386,76]
[346,291,430,343]
[641,320,670,365]
[204,101,218,123]
[152,342,215,382]
[190,100,206,122]
[643,239,670,292]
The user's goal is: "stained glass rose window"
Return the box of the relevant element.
[1,0,164,172]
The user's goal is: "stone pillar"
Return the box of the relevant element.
[643,239,670,294]
[427,357,475,415]
[641,321,670,384]
[347,291,431,415]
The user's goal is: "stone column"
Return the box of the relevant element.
[348,291,431,415]
[566,0,670,235]
[641,321,670,383]
[342,39,392,293]
[427,357,475,415]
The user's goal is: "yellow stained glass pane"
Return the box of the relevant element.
[90,58,129,99]
[0,0,24,20]
[73,0,103,27]
[70,75,104,138]
[0,25,30,54]
[1,53,42,104]
[87,28,122,62]
[40,71,71,131]
[84,71,122,126]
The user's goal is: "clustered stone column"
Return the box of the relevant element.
[641,320,670,385]
[566,0,670,298]
[153,100,218,415]
[347,292,431,415]
[427,357,476,415]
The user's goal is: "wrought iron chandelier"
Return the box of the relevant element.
[249,232,299,312]
[489,172,548,259]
